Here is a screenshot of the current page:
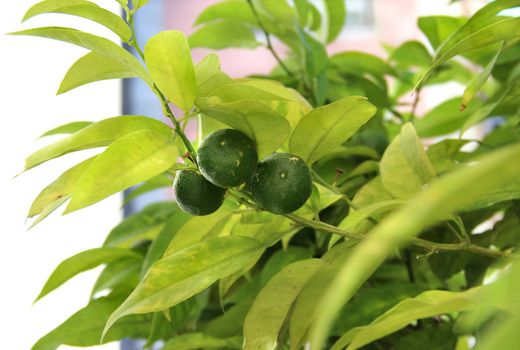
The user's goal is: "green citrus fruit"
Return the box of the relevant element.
[249,153,312,214]
[197,129,258,188]
[173,169,226,216]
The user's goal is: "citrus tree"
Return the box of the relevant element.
[13,0,520,349]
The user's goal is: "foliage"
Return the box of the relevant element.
[12,0,520,349]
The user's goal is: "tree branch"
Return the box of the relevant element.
[246,0,294,77]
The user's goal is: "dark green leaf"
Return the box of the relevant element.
[104,202,178,248]
[161,333,243,350]
[325,0,346,42]
[309,144,520,348]
[32,295,149,350]
[140,209,192,275]
[331,287,486,350]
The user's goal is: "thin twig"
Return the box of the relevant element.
[126,10,198,164]
[246,0,294,77]
[410,86,422,118]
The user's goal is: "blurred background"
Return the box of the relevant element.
[0,0,491,349]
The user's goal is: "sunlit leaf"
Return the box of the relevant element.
[66,129,178,212]
[289,96,377,164]
[144,30,197,112]
[9,27,152,85]
[103,236,265,338]
[35,248,141,302]
[23,0,132,41]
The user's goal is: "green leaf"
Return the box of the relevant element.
[197,98,291,158]
[28,156,96,218]
[58,52,140,94]
[26,116,170,170]
[337,200,405,233]
[194,0,256,25]
[32,294,149,350]
[122,173,172,207]
[133,0,149,10]
[91,258,141,297]
[35,248,141,302]
[9,27,151,86]
[463,176,520,211]
[66,129,178,212]
[331,51,397,84]
[325,0,346,42]
[390,41,432,68]
[418,16,465,50]
[189,20,260,49]
[144,30,197,112]
[23,0,132,41]
[427,139,469,174]
[309,143,520,349]
[331,282,424,337]
[394,324,457,350]
[418,14,520,87]
[331,287,486,350]
[461,42,503,110]
[194,54,233,97]
[299,29,329,77]
[104,202,178,248]
[289,245,354,350]
[161,333,243,350]
[243,259,324,350]
[289,96,377,164]
[28,196,71,229]
[39,121,93,138]
[163,204,236,256]
[414,97,482,137]
[195,53,221,85]
[141,209,192,275]
[103,236,265,338]
[437,0,520,60]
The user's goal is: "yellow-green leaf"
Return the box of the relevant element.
[144,30,197,112]
[66,129,178,212]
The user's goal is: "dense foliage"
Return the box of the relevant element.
[13,0,520,349]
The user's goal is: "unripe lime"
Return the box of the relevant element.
[173,169,226,216]
[249,153,312,214]
[197,129,258,188]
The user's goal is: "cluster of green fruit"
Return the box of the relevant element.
[173,129,312,216]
